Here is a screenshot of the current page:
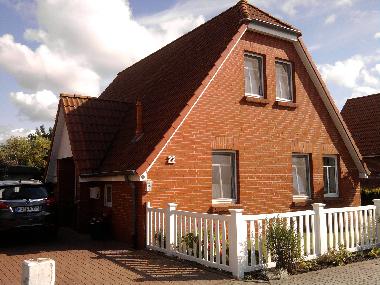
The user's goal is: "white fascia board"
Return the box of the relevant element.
[293,41,367,176]
[79,175,126,183]
[248,20,298,42]
[45,107,73,183]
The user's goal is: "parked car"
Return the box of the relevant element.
[0,180,58,237]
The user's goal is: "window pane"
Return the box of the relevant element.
[220,165,232,198]
[106,187,112,203]
[292,155,310,196]
[323,168,328,194]
[212,152,236,200]
[276,62,292,100]
[212,153,231,165]
[323,157,336,167]
[212,165,221,199]
[328,167,337,193]
[323,156,338,195]
[244,56,262,97]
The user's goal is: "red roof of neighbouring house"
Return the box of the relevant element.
[341,94,380,156]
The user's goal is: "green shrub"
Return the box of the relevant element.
[369,247,380,258]
[181,233,199,249]
[316,244,351,266]
[266,218,301,273]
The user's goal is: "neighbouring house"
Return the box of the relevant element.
[46,0,369,248]
[341,93,380,199]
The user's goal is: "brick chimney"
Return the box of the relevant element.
[135,99,143,136]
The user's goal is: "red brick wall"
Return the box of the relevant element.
[144,30,361,214]
[78,181,136,244]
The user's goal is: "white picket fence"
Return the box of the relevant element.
[146,200,380,279]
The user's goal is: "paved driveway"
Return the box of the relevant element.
[1,228,380,284]
[0,228,243,285]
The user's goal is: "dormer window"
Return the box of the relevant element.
[276,60,293,102]
[244,54,264,98]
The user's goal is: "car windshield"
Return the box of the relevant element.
[0,185,48,200]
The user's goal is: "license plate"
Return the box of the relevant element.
[14,206,41,213]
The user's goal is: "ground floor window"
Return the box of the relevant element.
[104,184,112,207]
[212,151,237,203]
[323,155,339,197]
[292,154,311,198]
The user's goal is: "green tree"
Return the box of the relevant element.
[0,124,52,172]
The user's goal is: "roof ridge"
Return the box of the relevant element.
[238,0,250,19]
[60,93,93,99]
[346,93,380,101]
[60,93,133,105]
[112,5,240,80]
[245,1,300,32]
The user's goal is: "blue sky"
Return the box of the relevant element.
[0,0,379,142]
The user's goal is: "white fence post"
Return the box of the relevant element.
[312,203,327,255]
[166,203,178,252]
[373,199,380,244]
[146,202,151,247]
[229,209,247,280]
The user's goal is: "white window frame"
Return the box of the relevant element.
[275,59,293,102]
[292,154,311,199]
[104,184,112,207]
[323,155,339,198]
[212,151,237,205]
[244,53,264,99]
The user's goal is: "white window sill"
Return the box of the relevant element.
[324,194,339,198]
[212,199,236,205]
[293,195,310,202]
[245,93,263,99]
[276,98,292,102]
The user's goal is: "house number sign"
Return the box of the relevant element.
[167,155,176,164]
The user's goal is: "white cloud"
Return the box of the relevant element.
[375,32,380,39]
[0,126,35,143]
[324,14,336,25]
[0,0,206,122]
[319,53,380,99]
[9,90,59,122]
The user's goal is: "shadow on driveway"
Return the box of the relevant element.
[0,227,237,284]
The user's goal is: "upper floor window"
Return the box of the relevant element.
[244,54,264,98]
[292,154,311,197]
[276,60,293,102]
[212,151,237,203]
[323,156,339,197]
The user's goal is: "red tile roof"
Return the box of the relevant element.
[98,1,298,175]
[50,1,303,176]
[341,93,380,156]
[60,94,133,174]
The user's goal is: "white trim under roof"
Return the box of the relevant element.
[79,175,126,183]
[248,20,299,42]
[45,107,73,183]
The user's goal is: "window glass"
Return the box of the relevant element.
[323,156,338,196]
[212,152,236,200]
[0,186,47,200]
[244,55,263,97]
[292,155,311,197]
[276,61,292,101]
[104,185,112,207]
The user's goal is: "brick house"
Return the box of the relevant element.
[46,1,369,247]
[341,94,380,192]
